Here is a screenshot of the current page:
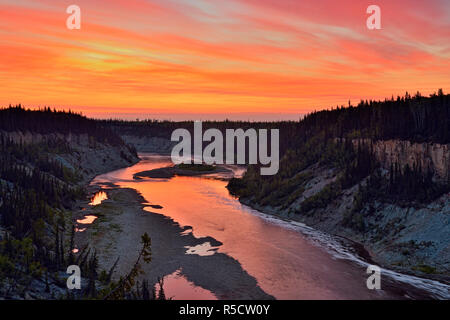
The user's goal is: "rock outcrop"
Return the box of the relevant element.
[239,140,450,280]
[1,130,140,183]
[352,139,450,182]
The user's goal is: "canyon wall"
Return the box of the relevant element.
[353,139,450,182]
[1,131,140,183]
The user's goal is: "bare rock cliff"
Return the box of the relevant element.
[353,139,450,182]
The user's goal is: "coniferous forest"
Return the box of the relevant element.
[0,106,156,299]
[227,91,450,209]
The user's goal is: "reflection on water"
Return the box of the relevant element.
[155,269,217,300]
[91,154,450,300]
[89,191,108,206]
[77,215,98,224]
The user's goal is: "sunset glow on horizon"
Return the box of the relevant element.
[1,0,449,120]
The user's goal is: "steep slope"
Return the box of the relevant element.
[227,92,450,281]
[0,106,139,299]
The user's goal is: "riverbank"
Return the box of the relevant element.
[238,195,450,287]
[76,154,450,300]
[0,126,140,300]
[74,185,274,300]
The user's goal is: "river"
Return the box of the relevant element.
[88,154,449,300]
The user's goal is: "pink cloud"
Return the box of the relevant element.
[0,0,449,116]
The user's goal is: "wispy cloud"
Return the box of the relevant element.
[0,0,449,118]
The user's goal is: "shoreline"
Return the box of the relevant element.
[74,184,274,300]
[73,153,449,299]
[238,197,450,288]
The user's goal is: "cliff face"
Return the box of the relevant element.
[1,130,140,183]
[241,170,450,281]
[238,140,450,280]
[0,130,140,299]
[353,139,450,182]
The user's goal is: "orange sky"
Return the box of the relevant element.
[0,0,449,120]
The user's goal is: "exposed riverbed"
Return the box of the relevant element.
[75,154,450,300]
